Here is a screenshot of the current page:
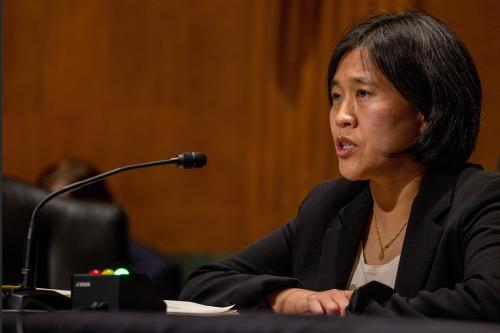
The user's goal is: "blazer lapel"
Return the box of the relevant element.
[315,187,373,290]
[395,169,459,296]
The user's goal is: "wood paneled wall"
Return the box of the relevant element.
[4,0,500,254]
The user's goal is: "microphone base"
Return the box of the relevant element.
[2,287,71,311]
[72,274,166,312]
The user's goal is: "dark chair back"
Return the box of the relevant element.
[2,176,130,290]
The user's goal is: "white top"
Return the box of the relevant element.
[348,246,400,290]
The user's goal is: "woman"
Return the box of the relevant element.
[179,11,500,321]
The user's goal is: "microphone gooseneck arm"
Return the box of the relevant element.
[21,152,206,288]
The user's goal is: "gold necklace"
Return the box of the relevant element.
[372,209,408,261]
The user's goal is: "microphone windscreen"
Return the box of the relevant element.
[178,152,207,168]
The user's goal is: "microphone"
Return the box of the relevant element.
[176,151,207,169]
[7,152,207,310]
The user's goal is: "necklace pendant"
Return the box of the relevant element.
[378,249,384,261]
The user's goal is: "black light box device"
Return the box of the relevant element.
[72,274,166,312]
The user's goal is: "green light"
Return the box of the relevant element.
[114,268,130,276]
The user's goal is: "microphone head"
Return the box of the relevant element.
[177,152,207,168]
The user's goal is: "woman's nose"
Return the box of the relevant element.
[334,100,356,128]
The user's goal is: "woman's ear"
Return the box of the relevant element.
[417,112,426,135]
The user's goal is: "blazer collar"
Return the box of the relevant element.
[315,185,372,290]
[395,168,460,296]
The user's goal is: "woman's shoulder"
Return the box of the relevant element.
[448,164,500,221]
[298,177,369,213]
[455,163,500,194]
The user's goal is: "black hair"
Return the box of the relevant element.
[327,11,481,170]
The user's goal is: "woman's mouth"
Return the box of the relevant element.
[335,138,358,158]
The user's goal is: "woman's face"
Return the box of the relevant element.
[329,48,424,181]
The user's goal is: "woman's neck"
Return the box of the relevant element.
[369,162,426,216]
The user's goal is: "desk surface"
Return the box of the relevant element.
[3,311,500,333]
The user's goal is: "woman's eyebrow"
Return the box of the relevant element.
[352,76,375,85]
[331,75,376,87]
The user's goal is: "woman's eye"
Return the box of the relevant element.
[356,89,369,97]
[331,93,342,101]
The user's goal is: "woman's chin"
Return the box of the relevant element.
[341,173,364,181]
[338,165,366,181]
[339,172,361,181]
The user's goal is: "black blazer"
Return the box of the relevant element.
[180,164,500,321]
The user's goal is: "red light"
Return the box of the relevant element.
[88,269,102,275]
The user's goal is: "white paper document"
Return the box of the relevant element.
[38,288,238,315]
[164,300,238,315]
